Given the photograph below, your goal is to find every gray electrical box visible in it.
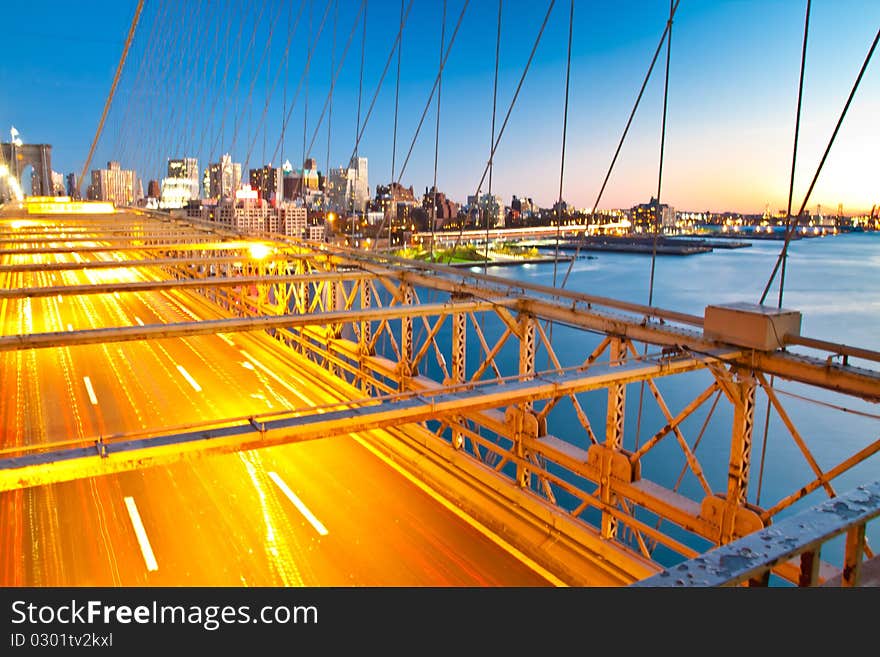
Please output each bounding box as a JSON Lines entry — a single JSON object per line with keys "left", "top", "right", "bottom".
{"left": 703, "top": 302, "right": 802, "bottom": 351}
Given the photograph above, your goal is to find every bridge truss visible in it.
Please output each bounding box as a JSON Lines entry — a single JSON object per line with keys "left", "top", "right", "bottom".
{"left": 2, "top": 207, "right": 879, "bottom": 585}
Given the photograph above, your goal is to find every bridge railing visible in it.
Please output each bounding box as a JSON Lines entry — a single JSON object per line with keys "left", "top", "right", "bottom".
{"left": 631, "top": 478, "right": 880, "bottom": 586}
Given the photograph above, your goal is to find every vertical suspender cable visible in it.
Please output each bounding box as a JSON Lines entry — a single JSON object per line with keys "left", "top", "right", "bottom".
{"left": 558, "top": 0, "right": 679, "bottom": 291}
{"left": 351, "top": 0, "right": 415, "bottom": 252}
{"left": 348, "top": 2, "right": 413, "bottom": 177}
{"left": 283, "top": 0, "right": 290, "bottom": 173}
{"left": 244, "top": 0, "right": 310, "bottom": 175}
{"left": 546, "top": 0, "right": 573, "bottom": 368}
{"left": 647, "top": 0, "right": 673, "bottom": 310}
{"left": 430, "top": 0, "right": 447, "bottom": 261}
{"left": 757, "top": 0, "right": 811, "bottom": 506}
{"left": 483, "top": 0, "right": 503, "bottom": 273}
{"left": 303, "top": 0, "right": 313, "bottom": 172}
{"left": 78, "top": 0, "right": 145, "bottom": 196}
{"left": 352, "top": 0, "right": 368, "bottom": 231}
{"left": 635, "top": 0, "right": 673, "bottom": 449}
{"left": 327, "top": 0, "right": 339, "bottom": 188}
{"left": 307, "top": 1, "right": 364, "bottom": 170}
{"left": 451, "top": 0, "right": 555, "bottom": 262}
{"left": 195, "top": 0, "right": 237, "bottom": 166}
{"left": 111, "top": 0, "right": 166, "bottom": 178}
{"left": 270, "top": 0, "right": 334, "bottom": 168}
{"left": 392, "top": 1, "right": 470, "bottom": 194}
{"left": 552, "top": 0, "right": 574, "bottom": 290}
{"left": 389, "top": 0, "right": 404, "bottom": 248}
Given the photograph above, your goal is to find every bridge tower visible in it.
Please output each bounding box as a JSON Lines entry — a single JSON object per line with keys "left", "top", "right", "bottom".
{"left": 0, "top": 142, "right": 53, "bottom": 196}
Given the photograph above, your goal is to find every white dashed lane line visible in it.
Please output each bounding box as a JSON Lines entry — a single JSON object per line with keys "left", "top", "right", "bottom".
{"left": 124, "top": 496, "right": 159, "bottom": 572}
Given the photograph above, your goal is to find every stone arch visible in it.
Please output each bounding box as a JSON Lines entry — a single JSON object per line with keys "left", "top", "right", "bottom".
{"left": 1, "top": 143, "right": 52, "bottom": 196}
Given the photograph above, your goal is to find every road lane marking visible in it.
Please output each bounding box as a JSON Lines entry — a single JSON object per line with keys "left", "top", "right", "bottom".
{"left": 268, "top": 471, "right": 328, "bottom": 536}
{"left": 82, "top": 376, "right": 98, "bottom": 405}
{"left": 134, "top": 316, "right": 144, "bottom": 326}
{"left": 176, "top": 365, "right": 202, "bottom": 392}
{"left": 352, "top": 433, "right": 569, "bottom": 587}
{"left": 124, "top": 496, "right": 159, "bottom": 572}
{"left": 240, "top": 350, "right": 311, "bottom": 405}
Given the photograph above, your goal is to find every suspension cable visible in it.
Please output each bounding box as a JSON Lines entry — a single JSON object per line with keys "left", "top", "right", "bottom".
{"left": 269, "top": 0, "right": 336, "bottom": 167}
{"left": 77, "top": 0, "right": 145, "bottom": 196}
{"left": 307, "top": 2, "right": 365, "bottom": 168}
{"left": 227, "top": 2, "right": 280, "bottom": 162}
{"left": 346, "top": 0, "right": 414, "bottom": 169}
{"left": 448, "top": 0, "right": 556, "bottom": 263}
{"left": 760, "top": 23, "right": 880, "bottom": 305}
{"left": 757, "top": 0, "right": 812, "bottom": 507}
{"left": 537, "top": 0, "right": 575, "bottom": 370}
{"left": 636, "top": 0, "right": 674, "bottom": 451}
{"left": 303, "top": 0, "right": 313, "bottom": 170}
{"left": 483, "top": 0, "right": 503, "bottom": 273}
{"left": 430, "top": 0, "right": 447, "bottom": 261}
{"left": 388, "top": 0, "right": 405, "bottom": 248}
{"left": 558, "top": 0, "right": 680, "bottom": 291}
{"left": 368, "top": 0, "right": 470, "bottom": 249}
{"left": 391, "top": 0, "right": 404, "bottom": 184}
{"left": 647, "top": 4, "right": 673, "bottom": 309}
{"left": 111, "top": 0, "right": 166, "bottom": 179}
{"left": 207, "top": 0, "right": 253, "bottom": 167}
{"left": 171, "top": 0, "right": 205, "bottom": 161}
{"left": 243, "top": 0, "right": 309, "bottom": 174}
{"left": 551, "top": 0, "right": 574, "bottom": 290}
{"left": 326, "top": 0, "right": 339, "bottom": 180}
{"left": 355, "top": 1, "right": 367, "bottom": 161}
{"left": 194, "top": 0, "right": 237, "bottom": 167}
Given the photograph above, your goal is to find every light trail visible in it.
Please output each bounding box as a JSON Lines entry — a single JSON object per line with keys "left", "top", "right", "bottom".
{"left": 352, "top": 433, "right": 569, "bottom": 587}
{"left": 239, "top": 350, "right": 312, "bottom": 406}
{"left": 268, "top": 471, "right": 329, "bottom": 537}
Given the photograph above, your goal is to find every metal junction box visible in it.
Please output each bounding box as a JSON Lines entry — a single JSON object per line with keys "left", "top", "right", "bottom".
{"left": 703, "top": 302, "right": 802, "bottom": 351}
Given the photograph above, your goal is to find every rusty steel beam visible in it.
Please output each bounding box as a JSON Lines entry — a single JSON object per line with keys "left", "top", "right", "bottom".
{"left": 0, "top": 299, "right": 516, "bottom": 351}
{"left": 0, "top": 349, "right": 722, "bottom": 492}
{"left": 0, "top": 231, "right": 220, "bottom": 242}
{"left": 0, "top": 253, "right": 337, "bottom": 273}
{"left": 0, "top": 240, "right": 286, "bottom": 256}
{"left": 0, "top": 271, "right": 380, "bottom": 299}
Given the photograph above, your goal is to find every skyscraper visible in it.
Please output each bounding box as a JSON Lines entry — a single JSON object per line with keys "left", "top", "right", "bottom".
{"left": 248, "top": 164, "right": 282, "bottom": 203}
{"left": 161, "top": 156, "right": 200, "bottom": 207}
{"left": 326, "top": 156, "right": 368, "bottom": 213}
{"left": 88, "top": 161, "right": 140, "bottom": 206}
{"left": 207, "top": 154, "right": 241, "bottom": 200}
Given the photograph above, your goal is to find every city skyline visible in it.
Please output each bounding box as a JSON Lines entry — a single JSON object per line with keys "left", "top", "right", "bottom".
{"left": 2, "top": 0, "right": 879, "bottom": 215}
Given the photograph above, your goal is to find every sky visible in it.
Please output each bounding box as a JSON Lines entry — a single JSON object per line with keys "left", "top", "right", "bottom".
{"left": 1, "top": 0, "right": 878, "bottom": 215}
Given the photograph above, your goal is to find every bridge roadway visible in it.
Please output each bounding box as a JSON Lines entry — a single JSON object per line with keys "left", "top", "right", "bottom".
{"left": 0, "top": 217, "right": 587, "bottom": 586}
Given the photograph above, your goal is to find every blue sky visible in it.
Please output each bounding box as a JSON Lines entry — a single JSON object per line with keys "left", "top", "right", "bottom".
{"left": 2, "top": 0, "right": 878, "bottom": 214}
